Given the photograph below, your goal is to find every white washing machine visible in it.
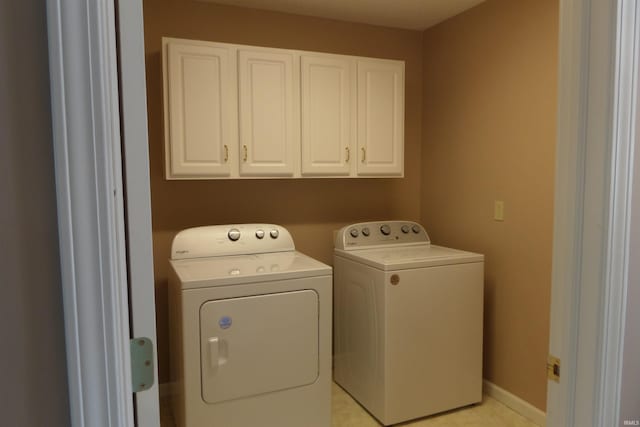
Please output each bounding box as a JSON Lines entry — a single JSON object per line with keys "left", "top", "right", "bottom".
{"left": 168, "top": 224, "right": 332, "bottom": 427}
{"left": 333, "top": 221, "right": 484, "bottom": 426}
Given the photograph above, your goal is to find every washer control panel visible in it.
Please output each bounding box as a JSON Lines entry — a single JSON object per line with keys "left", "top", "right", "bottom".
{"left": 171, "top": 224, "right": 295, "bottom": 260}
{"left": 336, "top": 221, "right": 430, "bottom": 250}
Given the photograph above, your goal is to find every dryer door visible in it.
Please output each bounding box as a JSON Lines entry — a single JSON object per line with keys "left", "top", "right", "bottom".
{"left": 200, "top": 289, "right": 319, "bottom": 404}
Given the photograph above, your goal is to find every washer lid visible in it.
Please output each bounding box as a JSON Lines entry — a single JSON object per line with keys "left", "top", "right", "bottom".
{"left": 171, "top": 251, "right": 331, "bottom": 289}
{"left": 335, "top": 244, "right": 483, "bottom": 271}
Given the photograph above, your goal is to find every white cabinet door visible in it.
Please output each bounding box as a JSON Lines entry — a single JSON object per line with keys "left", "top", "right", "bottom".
{"left": 164, "top": 41, "right": 236, "bottom": 178}
{"left": 356, "top": 59, "right": 404, "bottom": 176}
{"left": 238, "top": 49, "right": 298, "bottom": 177}
{"left": 162, "top": 39, "right": 406, "bottom": 179}
{"left": 300, "top": 54, "right": 354, "bottom": 176}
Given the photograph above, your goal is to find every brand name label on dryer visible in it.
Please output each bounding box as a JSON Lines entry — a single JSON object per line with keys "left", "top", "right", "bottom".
{"left": 219, "top": 316, "right": 232, "bottom": 329}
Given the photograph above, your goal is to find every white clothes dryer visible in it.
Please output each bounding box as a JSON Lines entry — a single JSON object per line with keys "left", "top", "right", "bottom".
{"left": 168, "top": 224, "right": 332, "bottom": 427}
{"left": 333, "top": 221, "right": 484, "bottom": 426}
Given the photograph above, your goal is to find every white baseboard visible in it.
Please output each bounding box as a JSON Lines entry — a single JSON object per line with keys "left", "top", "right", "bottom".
{"left": 483, "top": 380, "right": 546, "bottom": 426}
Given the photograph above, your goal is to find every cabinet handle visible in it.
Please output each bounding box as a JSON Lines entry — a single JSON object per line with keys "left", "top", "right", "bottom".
{"left": 243, "top": 145, "right": 248, "bottom": 162}
{"left": 223, "top": 145, "right": 229, "bottom": 163}
{"left": 345, "top": 147, "right": 350, "bottom": 163}
{"left": 361, "top": 147, "right": 366, "bottom": 162}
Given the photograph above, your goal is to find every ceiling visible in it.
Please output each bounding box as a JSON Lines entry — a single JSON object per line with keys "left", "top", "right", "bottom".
{"left": 196, "top": 0, "right": 486, "bottom": 30}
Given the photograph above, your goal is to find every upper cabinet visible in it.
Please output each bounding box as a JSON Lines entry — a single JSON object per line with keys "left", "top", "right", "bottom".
{"left": 300, "top": 54, "right": 355, "bottom": 176}
{"left": 162, "top": 38, "right": 404, "bottom": 179}
{"left": 356, "top": 59, "right": 404, "bottom": 176}
{"left": 238, "top": 48, "right": 298, "bottom": 177}
{"left": 163, "top": 40, "right": 237, "bottom": 178}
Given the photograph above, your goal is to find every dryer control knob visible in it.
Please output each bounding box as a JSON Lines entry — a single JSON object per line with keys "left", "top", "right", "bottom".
{"left": 255, "top": 229, "right": 265, "bottom": 239}
{"left": 349, "top": 228, "right": 359, "bottom": 238}
{"left": 380, "top": 224, "right": 391, "bottom": 236}
{"left": 412, "top": 225, "right": 421, "bottom": 234}
{"left": 228, "top": 228, "right": 241, "bottom": 241}
{"left": 270, "top": 229, "right": 279, "bottom": 239}
{"left": 362, "top": 227, "right": 370, "bottom": 237}
{"left": 401, "top": 225, "right": 410, "bottom": 234}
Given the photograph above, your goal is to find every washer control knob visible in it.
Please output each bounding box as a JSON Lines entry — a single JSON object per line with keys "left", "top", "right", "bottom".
{"left": 401, "top": 225, "right": 410, "bottom": 234}
{"left": 270, "top": 229, "right": 279, "bottom": 239}
{"left": 412, "top": 225, "right": 421, "bottom": 234}
{"left": 228, "top": 228, "right": 241, "bottom": 241}
{"left": 380, "top": 224, "right": 391, "bottom": 236}
{"left": 362, "top": 227, "right": 370, "bottom": 237}
{"left": 349, "top": 228, "right": 359, "bottom": 238}
{"left": 255, "top": 229, "right": 265, "bottom": 239}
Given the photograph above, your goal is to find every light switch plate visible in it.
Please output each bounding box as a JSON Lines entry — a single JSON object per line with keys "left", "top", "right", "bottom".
{"left": 494, "top": 200, "right": 505, "bottom": 221}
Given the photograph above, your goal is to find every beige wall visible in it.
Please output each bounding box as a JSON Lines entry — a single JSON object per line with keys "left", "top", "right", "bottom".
{"left": 143, "top": 0, "right": 424, "bottom": 383}
{"left": 421, "top": 0, "right": 557, "bottom": 411}
{"left": 1, "top": 0, "right": 70, "bottom": 424}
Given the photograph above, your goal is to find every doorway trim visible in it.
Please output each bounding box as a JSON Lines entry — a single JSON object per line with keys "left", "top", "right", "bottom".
{"left": 546, "top": 0, "right": 638, "bottom": 426}
{"left": 46, "top": 0, "right": 134, "bottom": 425}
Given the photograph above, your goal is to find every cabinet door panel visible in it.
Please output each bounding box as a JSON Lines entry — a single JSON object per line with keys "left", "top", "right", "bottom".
{"left": 301, "top": 55, "right": 353, "bottom": 176}
{"left": 357, "top": 59, "right": 404, "bottom": 176}
{"left": 165, "top": 42, "right": 234, "bottom": 178}
{"left": 238, "top": 49, "right": 296, "bottom": 176}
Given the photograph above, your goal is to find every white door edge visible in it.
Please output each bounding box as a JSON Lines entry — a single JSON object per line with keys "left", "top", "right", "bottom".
{"left": 117, "top": 0, "right": 162, "bottom": 425}
{"left": 547, "top": 0, "right": 638, "bottom": 426}
{"left": 46, "top": 0, "right": 134, "bottom": 426}
{"left": 597, "top": 1, "right": 638, "bottom": 424}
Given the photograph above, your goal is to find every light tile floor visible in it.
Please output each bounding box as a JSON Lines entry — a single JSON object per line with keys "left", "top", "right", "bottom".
{"left": 160, "top": 382, "right": 540, "bottom": 427}
{"left": 332, "top": 383, "right": 539, "bottom": 427}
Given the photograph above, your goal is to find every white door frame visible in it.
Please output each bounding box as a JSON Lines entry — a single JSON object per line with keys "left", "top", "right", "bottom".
{"left": 46, "top": 0, "right": 134, "bottom": 425}
{"left": 46, "top": 0, "right": 637, "bottom": 426}
{"left": 547, "top": 0, "right": 638, "bottom": 426}
{"left": 46, "top": 0, "right": 159, "bottom": 425}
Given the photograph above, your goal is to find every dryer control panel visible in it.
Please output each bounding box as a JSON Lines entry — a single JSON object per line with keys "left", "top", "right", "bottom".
{"left": 171, "top": 224, "right": 295, "bottom": 260}
{"left": 335, "top": 221, "right": 430, "bottom": 250}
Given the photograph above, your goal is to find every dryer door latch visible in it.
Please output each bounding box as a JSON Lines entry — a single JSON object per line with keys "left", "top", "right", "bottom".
{"left": 130, "top": 337, "right": 155, "bottom": 392}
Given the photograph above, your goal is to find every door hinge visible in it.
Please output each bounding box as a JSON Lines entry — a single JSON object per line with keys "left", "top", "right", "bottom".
{"left": 547, "top": 354, "right": 560, "bottom": 382}
{"left": 130, "top": 337, "right": 155, "bottom": 392}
